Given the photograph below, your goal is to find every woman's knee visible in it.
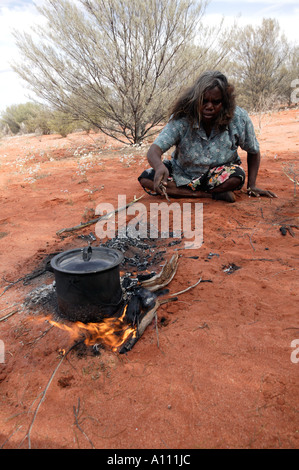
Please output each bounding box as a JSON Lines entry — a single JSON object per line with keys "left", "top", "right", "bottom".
{"left": 139, "top": 177, "right": 153, "bottom": 189}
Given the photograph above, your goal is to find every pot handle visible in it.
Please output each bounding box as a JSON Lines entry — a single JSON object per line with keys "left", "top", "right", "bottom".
{"left": 83, "top": 245, "right": 92, "bottom": 262}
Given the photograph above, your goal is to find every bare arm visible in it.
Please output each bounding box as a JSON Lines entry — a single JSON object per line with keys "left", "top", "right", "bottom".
{"left": 147, "top": 144, "right": 169, "bottom": 193}
{"left": 247, "top": 151, "right": 277, "bottom": 198}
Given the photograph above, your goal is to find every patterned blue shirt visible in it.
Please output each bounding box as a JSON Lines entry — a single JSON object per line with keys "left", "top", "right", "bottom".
{"left": 153, "top": 106, "right": 260, "bottom": 186}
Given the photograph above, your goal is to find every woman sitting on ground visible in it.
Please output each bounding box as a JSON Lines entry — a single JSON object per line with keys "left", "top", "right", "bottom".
{"left": 138, "top": 70, "right": 277, "bottom": 203}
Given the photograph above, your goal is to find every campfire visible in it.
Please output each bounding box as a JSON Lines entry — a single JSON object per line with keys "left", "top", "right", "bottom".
{"left": 24, "top": 231, "right": 204, "bottom": 354}
{"left": 48, "top": 304, "right": 137, "bottom": 353}
{"left": 46, "top": 252, "right": 179, "bottom": 354}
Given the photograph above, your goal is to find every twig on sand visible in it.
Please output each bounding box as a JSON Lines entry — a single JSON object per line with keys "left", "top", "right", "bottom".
{"left": 0, "top": 278, "right": 24, "bottom": 298}
{"left": 0, "top": 308, "right": 19, "bottom": 323}
{"left": 247, "top": 233, "right": 256, "bottom": 251}
{"left": 73, "top": 398, "right": 95, "bottom": 449}
{"left": 0, "top": 425, "right": 23, "bottom": 449}
{"left": 0, "top": 303, "right": 18, "bottom": 313}
{"left": 25, "top": 325, "right": 55, "bottom": 345}
{"left": 155, "top": 313, "right": 160, "bottom": 348}
{"left": 20, "top": 339, "right": 84, "bottom": 449}
{"left": 247, "top": 222, "right": 261, "bottom": 251}
{"left": 169, "top": 277, "right": 203, "bottom": 297}
{"left": 56, "top": 194, "right": 144, "bottom": 236}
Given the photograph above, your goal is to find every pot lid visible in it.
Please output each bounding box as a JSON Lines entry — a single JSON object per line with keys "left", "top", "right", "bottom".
{"left": 50, "top": 246, "right": 123, "bottom": 274}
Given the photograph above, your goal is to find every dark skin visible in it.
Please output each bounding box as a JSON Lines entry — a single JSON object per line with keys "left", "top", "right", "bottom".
{"left": 140, "top": 87, "right": 277, "bottom": 200}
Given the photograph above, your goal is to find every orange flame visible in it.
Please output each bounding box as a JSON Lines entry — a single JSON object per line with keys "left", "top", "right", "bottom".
{"left": 49, "top": 305, "right": 136, "bottom": 352}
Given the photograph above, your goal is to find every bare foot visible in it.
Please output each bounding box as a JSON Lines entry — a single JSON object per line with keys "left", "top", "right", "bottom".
{"left": 212, "top": 191, "right": 236, "bottom": 203}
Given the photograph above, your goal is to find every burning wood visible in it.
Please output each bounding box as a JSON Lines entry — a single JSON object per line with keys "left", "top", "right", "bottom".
{"left": 48, "top": 304, "right": 137, "bottom": 352}
{"left": 115, "top": 253, "right": 180, "bottom": 352}
{"left": 116, "top": 253, "right": 180, "bottom": 352}
{"left": 26, "top": 248, "right": 206, "bottom": 354}
{"left": 45, "top": 253, "right": 180, "bottom": 353}
{"left": 118, "top": 300, "right": 160, "bottom": 354}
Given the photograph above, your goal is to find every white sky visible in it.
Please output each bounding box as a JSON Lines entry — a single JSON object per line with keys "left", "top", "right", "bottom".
{"left": 0, "top": 0, "right": 298, "bottom": 113}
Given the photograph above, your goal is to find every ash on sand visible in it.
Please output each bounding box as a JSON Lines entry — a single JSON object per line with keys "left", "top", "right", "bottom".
{"left": 24, "top": 282, "right": 58, "bottom": 317}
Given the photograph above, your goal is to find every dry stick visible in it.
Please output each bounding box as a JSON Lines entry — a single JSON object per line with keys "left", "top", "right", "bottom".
{"left": 155, "top": 313, "right": 160, "bottom": 348}
{"left": 159, "top": 297, "right": 178, "bottom": 305}
{"left": 0, "top": 278, "right": 24, "bottom": 298}
{"left": 282, "top": 167, "right": 299, "bottom": 195}
{"left": 0, "top": 309, "right": 19, "bottom": 323}
{"left": 21, "top": 339, "right": 84, "bottom": 449}
{"left": 0, "top": 303, "right": 18, "bottom": 313}
{"left": 25, "top": 325, "right": 54, "bottom": 345}
{"left": 247, "top": 234, "right": 256, "bottom": 251}
{"left": 169, "top": 277, "right": 202, "bottom": 297}
{"left": 73, "top": 398, "right": 95, "bottom": 449}
{"left": 159, "top": 183, "right": 170, "bottom": 202}
{"left": 0, "top": 425, "right": 23, "bottom": 449}
{"left": 56, "top": 194, "right": 145, "bottom": 236}
{"left": 247, "top": 222, "right": 261, "bottom": 252}
{"left": 0, "top": 266, "right": 49, "bottom": 297}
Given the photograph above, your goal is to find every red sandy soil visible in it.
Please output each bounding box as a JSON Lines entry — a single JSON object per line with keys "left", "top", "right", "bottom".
{"left": 0, "top": 108, "right": 298, "bottom": 450}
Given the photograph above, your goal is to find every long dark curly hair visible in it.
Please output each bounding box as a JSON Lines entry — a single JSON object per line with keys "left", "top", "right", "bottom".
{"left": 169, "top": 71, "right": 236, "bottom": 130}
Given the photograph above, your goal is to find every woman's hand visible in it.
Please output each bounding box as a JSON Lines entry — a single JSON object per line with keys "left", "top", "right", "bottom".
{"left": 153, "top": 163, "right": 169, "bottom": 193}
{"left": 247, "top": 152, "right": 277, "bottom": 198}
{"left": 247, "top": 186, "right": 277, "bottom": 198}
{"left": 147, "top": 144, "right": 169, "bottom": 194}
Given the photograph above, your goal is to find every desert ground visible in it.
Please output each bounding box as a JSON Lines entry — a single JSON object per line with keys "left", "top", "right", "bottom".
{"left": 0, "top": 108, "right": 298, "bottom": 450}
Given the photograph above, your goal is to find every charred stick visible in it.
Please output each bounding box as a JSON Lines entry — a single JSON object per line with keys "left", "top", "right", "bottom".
{"left": 120, "top": 274, "right": 211, "bottom": 353}
{"left": 119, "top": 301, "right": 160, "bottom": 354}
{"left": 0, "top": 277, "right": 25, "bottom": 298}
